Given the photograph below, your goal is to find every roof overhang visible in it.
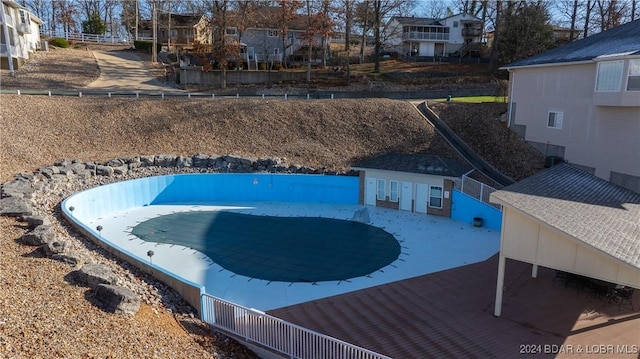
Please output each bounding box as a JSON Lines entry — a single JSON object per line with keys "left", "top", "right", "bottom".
{"left": 500, "top": 59, "right": 593, "bottom": 71}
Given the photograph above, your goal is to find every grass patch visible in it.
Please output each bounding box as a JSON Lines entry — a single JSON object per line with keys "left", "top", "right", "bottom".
{"left": 437, "top": 96, "right": 508, "bottom": 103}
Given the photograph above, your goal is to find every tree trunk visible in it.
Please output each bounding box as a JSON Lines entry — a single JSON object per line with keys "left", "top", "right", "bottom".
{"left": 570, "top": 0, "right": 578, "bottom": 41}
{"left": 373, "top": 0, "right": 381, "bottom": 73}
{"left": 584, "top": 0, "right": 592, "bottom": 38}
{"left": 345, "top": 0, "right": 351, "bottom": 86}
{"left": 306, "top": 0, "right": 312, "bottom": 83}
{"left": 488, "top": 0, "right": 502, "bottom": 73}
{"left": 360, "top": 4, "right": 368, "bottom": 64}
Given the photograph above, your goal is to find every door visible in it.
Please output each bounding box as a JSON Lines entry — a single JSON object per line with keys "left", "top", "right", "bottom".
{"left": 365, "top": 177, "right": 376, "bottom": 206}
{"left": 400, "top": 181, "right": 413, "bottom": 211}
{"left": 415, "top": 183, "right": 428, "bottom": 213}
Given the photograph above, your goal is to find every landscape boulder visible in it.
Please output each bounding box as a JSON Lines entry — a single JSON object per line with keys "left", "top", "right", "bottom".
{"left": 1, "top": 178, "right": 34, "bottom": 199}
{"left": 73, "top": 263, "right": 118, "bottom": 289}
{"left": 23, "top": 215, "right": 51, "bottom": 229}
{"left": 20, "top": 224, "right": 55, "bottom": 246}
{"left": 0, "top": 196, "right": 33, "bottom": 217}
{"left": 94, "top": 284, "right": 140, "bottom": 316}
{"left": 43, "top": 239, "right": 69, "bottom": 256}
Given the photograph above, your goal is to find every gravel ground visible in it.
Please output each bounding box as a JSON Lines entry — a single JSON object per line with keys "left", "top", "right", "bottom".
{"left": 0, "top": 45, "right": 542, "bottom": 358}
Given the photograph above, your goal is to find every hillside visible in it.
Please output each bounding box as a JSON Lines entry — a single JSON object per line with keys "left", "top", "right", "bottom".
{"left": 0, "top": 97, "right": 462, "bottom": 182}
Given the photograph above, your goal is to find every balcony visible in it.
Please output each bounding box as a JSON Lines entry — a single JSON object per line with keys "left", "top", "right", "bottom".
{"left": 462, "top": 28, "right": 482, "bottom": 37}
{"left": 402, "top": 32, "right": 450, "bottom": 41}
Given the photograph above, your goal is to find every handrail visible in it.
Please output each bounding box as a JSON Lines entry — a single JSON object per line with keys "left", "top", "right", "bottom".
{"left": 201, "top": 293, "right": 392, "bottom": 359}
{"left": 415, "top": 102, "right": 515, "bottom": 187}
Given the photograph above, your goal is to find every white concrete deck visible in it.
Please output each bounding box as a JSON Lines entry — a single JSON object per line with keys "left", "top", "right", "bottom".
{"left": 88, "top": 202, "right": 500, "bottom": 311}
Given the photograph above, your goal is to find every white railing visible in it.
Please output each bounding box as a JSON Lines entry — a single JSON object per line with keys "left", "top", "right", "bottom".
{"left": 460, "top": 174, "right": 501, "bottom": 210}
{"left": 402, "top": 32, "right": 449, "bottom": 41}
{"left": 201, "top": 293, "right": 392, "bottom": 359}
{"left": 40, "top": 30, "right": 129, "bottom": 44}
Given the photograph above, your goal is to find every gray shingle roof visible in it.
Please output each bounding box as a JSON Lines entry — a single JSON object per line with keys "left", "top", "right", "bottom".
{"left": 491, "top": 164, "right": 640, "bottom": 269}
{"left": 390, "top": 16, "right": 443, "bottom": 26}
{"left": 352, "top": 153, "right": 471, "bottom": 177}
{"left": 503, "top": 19, "right": 640, "bottom": 68}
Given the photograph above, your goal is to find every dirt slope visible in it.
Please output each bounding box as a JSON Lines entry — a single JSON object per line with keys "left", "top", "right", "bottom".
{"left": 0, "top": 97, "right": 460, "bottom": 181}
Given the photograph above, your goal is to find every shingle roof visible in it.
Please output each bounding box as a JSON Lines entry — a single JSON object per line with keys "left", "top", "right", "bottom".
{"left": 352, "top": 153, "right": 471, "bottom": 177}
{"left": 503, "top": 19, "right": 640, "bottom": 68}
{"left": 390, "top": 16, "right": 443, "bottom": 26}
{"left": 491, "top": 164, "right": 640, "bottom": 269}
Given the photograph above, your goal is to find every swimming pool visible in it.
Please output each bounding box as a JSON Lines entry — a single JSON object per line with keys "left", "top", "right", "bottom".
{"left": 62, "top": 173, "right": 500, "bottom": 311}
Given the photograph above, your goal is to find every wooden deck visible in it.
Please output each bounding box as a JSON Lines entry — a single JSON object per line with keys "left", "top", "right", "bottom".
{"left": 269, "top": 255, "right": 639, "bottom": 358}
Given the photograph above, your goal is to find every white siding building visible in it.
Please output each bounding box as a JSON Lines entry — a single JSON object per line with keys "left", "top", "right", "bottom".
{"left": 384, "top": 13, "right": 483, "bottom": 57}
{"left": 1, "top": 0, "right": 42, "bottom": 73}
{"left": 501, "top": 19, "right": 640, "bottom": 194}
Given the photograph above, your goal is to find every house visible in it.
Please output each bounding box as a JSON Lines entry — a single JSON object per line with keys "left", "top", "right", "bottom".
{"left": 138, "top": 13, "right": 211, "bottom": 50}
{"left": 384, "top": 13, "right": 483, "bottom": 57}
{"left": 351, "top": 153, "right": 471, "bottom": 217}
{"left": 0, "top": 0, "right": 43, "bottom": 73}
{"left": 223, "top": 6, "right": 327, "bottom": 66}
{"left": 490, "top": 163, "right": 640, "bottom": 316}
{"left": 501, "top": 19, "right": 640, "bottom": 194}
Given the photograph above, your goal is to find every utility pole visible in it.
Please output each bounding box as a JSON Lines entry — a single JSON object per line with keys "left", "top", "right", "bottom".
{"left": 135, "top": 0, "right": 139, "bottom": 41}
{"left": 152, "top": 1, "right": 157, "bottom": 63}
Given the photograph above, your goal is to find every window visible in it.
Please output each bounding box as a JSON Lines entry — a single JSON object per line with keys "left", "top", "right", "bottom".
{"left": 377, "top": 179, "right": 386, "bottom": 200}
{"left": 547, "top": 111, "right": 563, "bottom": 129}
{"left": 595, "top": 60, "right": 623, "bottom": 92}
{"left": 627, "top": 59, "right": 640, "bottom": 91}
{"left": 453, "top": 21, "right": 458, "bottom": 28}
{"left": 389, "top": 181, "right": 399, "bottom": 202}
{"left": 268, "top": 30, "right": 278, "bottom": 37}
{"left": 273, "top": 48, "right": 279, "bottom": 55}
{"left": 429, "top": 186, "right": 443, "bottom": 208}
{"left": 19, "top": 10, "right": 29, "bottom": 25}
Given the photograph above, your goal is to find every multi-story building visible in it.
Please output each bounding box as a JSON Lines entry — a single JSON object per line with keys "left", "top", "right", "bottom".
{"left": 0, "top": 0, "right": 42, "bottom": 72}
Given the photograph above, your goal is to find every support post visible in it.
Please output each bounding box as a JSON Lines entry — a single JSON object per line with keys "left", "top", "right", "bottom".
{"left": 531, "top": 264, "right": 538, "bottom": 278}
{"left": 494, "top": 252, "right": 506, "bottom": 316}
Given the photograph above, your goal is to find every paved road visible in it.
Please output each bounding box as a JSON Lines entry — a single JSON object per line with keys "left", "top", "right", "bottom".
{"left": 84, "top": 50, "right": 181, "bottom": 92}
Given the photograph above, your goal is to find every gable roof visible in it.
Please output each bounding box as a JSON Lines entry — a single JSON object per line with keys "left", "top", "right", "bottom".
{"left": 351, "top": 153, "right": 471, "bottom": 178}
{"left": 390, "top": 16, "right": 443, "bottom": 27}
{"left": 502, "top": 19, "right": 640, "bottom": 69}
{"left": 228, "top": 6, "right": 310, "bottom": 31}
{"left": 490, "top": 163, "right": 640, "bottom": 269}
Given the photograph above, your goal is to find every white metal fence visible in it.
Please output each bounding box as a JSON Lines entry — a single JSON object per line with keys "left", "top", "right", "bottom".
{"left": 201, "top": 294, "right": 392, "bottom": 359}
{"left": 459, "top": 174, "right": 501, "bottom": 210}
{"left": 40, "top": 30, "right": 129, "bottom": 44}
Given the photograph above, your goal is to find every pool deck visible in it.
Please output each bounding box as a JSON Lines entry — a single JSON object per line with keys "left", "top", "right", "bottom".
{"left": 90, "top": 202, "right": 640, "bottom": 358}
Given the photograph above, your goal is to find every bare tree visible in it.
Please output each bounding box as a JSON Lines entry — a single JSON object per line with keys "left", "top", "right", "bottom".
{"left": 595, "top": 0, "right": 626, "bottom": 30}
{"left": 488, "top": 0, "right": 502, "bottom": 73}
{"left": 278, "top": 0, "right": 304, "bottom": 68}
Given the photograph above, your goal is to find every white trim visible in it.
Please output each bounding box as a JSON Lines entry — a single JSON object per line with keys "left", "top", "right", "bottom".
{"left": 547, "top": 110, "right": 563, "bottom": 129}
{"left": 389, "top": 180, "right": 399, "bottom": 202}
{"left": 595, "top": 60, "right": 624, "bottom": 92}
{"left": 376, "top": 179, "right": 386, "bottom": 201}
{"left": 428, "top": 185, "right": 443, "bottom": 209}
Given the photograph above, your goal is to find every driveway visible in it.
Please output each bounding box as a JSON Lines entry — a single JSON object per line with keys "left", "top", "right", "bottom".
{"left": 84, "top": 50, "right": 181, "bottom": 92}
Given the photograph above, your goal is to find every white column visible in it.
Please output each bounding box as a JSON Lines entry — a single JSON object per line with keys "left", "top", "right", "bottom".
{"left": 531, "top": 264, "right": 538, "bottom": 278}
{"left": 0, "top": 4, "right": 14, "bottom": 75}
{"left": 494, "top": 252, "right": 506, "bottom": 317}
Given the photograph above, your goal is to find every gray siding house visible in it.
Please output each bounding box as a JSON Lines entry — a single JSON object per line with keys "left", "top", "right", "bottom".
{"left": 501, "top": 19, "right": 640, "bottom": 194}
{"left": 224, "top": 6, "right": 326, "bottom": 67}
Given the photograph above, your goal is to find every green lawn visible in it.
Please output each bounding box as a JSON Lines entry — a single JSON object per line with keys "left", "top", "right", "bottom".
{"left": 437, "top": 96, "right": 508, "bottom": 103}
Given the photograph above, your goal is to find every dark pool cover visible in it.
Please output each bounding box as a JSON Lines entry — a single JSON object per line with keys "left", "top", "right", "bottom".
{"left": 131, "top": 211, "right": 400, "bottom": 283}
